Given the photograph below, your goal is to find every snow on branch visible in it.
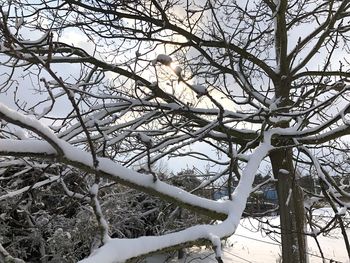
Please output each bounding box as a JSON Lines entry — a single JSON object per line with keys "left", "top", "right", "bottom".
{"left": 0, "top": 137, "right": 228, "bottom": 217}
{"left": 60, "top": 178, "right": 90, "bottom": 201}
{"left": 0, "top": 103, "right": 64, "bottom": 156}
{"left": 79, "top": 220, "right": 232, "bottom": 263}
{"left": 0, "top": 101, "right": 273, "bottom": 262}
{"left": 0, "top": 243, "right": 25, "bottom": 263}
{"left": 191, "top": 84, "right": 208, "bottom": 97}
{"left": 0, "top": 175, "right": 59, "bottom": 201}
{"left": 152, "top": 54, "right": 173, "bottom": 66}
{"left": 78, "top": 134, "right": 272, "bottom": 262}
{"left": 0, "top": 103, "right": 225, "bottom": 217}
{"left": 90, "top": 183, "right": 111, "bottom": 245}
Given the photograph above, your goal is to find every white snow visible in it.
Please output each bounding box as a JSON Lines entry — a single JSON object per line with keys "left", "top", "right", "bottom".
{"left": 0, "top": 103, "right": 66, "bottom": 155}
{"left": 269, "top": 97, "right": 281, "bottom": 112}
{"left": 153, "top": 54, "right": 173, "bottom": 66}
{"left": 235, "top": 64, "right": 273, "bottom": 105}
{"left": 38, "top": 106, "right": 52, "bottom": 119}
{"left": 272, "top": 0, "right": 281, "bottom": 16}
{"left": 90, "top": 183, "right": 110, "bottom": 243}
{"left": 285, "top": 188, "right": 292, "bottom": 206}
{"left": 278, "top": 169, "right": 289, "bottom": 175}
{"left": 173, "top": 65, "right": 182, "bottom": 76}
{"left": 269, "top": 116, "right": 292, "bottom": 123}
{"left": 338, "top": 206, "right": 347, "bottom": 216}
{"left": 13, "top": 128, "right": 28, "bottom": 140}
{"left": 137, "top": 132, "right": 152, "bottom": 145}
{"left": 15, "top": 17, "right": 24, "bottom": 29}
{"left": 60, "top": 179, "right": 90, "bottom": 201}
{"left": 0, "top": 175, "right": 59, "bottom": 201}
{"left": 224, "top": 215, "right": 350, "bottom": 263}
{"left": 144, "top": 214, "right": 349, "bottom": 263}
{"left": 79, "top": 223, "right": 229, "bottom": 263}
{"left": 19, "top": 31, "right": 50, "bottom": 45}
{"left": 90, "top": 183, "right": 99, "bottom": 196}
{"left": 191, "top": 84, "right": 207, "bottom": 96}
{"left": 0, "top": 137, "right": 227, "bottom": 215}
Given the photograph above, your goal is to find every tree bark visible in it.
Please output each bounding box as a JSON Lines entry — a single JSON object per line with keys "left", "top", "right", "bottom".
{"left": 270, "top": 149, "right": 307, "bottom": 263}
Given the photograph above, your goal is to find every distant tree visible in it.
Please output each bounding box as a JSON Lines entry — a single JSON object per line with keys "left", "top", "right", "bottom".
{"left": 0, "top": 0, "right": 350, "bottom": 262}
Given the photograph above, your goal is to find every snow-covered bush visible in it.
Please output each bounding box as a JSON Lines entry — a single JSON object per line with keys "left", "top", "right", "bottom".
{"left": 0, "top": 164, "right": 209, "bottom": 262}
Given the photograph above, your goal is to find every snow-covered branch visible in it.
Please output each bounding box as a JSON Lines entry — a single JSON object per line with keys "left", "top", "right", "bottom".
{"left": 79, "top": 133, "right": 272, "bottom": 262}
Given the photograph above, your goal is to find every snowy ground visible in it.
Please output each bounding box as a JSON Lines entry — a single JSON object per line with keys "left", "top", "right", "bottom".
{"left": 147, "top": 208, "right": 350, "bottom": 263}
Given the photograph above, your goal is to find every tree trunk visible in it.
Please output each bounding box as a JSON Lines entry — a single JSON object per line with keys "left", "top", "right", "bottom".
{"left": 270, "top": 149, "right": 307, "bottom": 263}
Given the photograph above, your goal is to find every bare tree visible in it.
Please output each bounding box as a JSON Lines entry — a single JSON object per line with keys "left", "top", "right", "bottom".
{"left": 0, "top": 0, "right": 350, "bottom": 262}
